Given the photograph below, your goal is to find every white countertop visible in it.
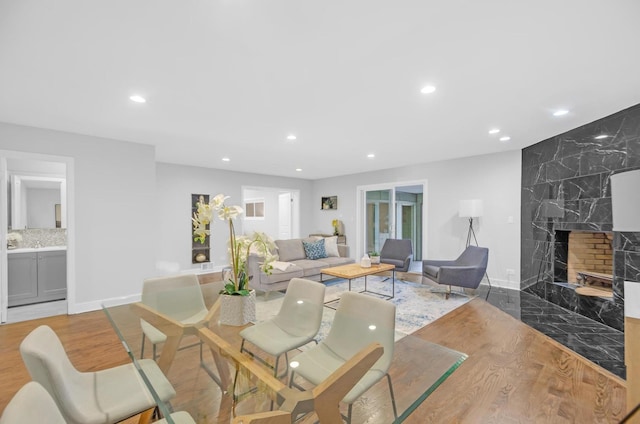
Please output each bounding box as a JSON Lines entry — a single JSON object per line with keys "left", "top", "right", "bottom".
{"left": 8, "top": 246, "right": 67, "bottom": 254}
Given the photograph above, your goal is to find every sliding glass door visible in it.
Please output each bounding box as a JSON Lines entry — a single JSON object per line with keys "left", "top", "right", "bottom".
{"left": 359, "top": 181, "right": 425, "bottom": 264}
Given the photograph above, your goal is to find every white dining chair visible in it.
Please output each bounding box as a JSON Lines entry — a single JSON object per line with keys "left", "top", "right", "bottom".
{"left": 140, "top": 273, "right": 210, "bottom": 360}
{"left": 289, "top": 291, "right": 397, "bottom": 423}
{"left": 0, "top": 381, "right": 196, "bottom": 424}
{"left": 239, "top": 277, "right": 326, "bottom": 377}
{"left": 0, "top": 382, "right": 66, "bottom": 424}
{"left": 19, "top": 325, "right": 176, "bottom": 424}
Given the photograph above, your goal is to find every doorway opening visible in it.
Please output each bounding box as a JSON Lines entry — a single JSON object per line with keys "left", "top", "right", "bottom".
{"left": 1, "top": 151, "right": 73, "bottom": 323}
{"left": 241, "top": 186, "right": 300, "bottom": 240}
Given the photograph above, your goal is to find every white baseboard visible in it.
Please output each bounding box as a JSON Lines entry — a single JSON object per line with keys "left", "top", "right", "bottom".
{"left": 482, "top": 277, "right": 519, "bottom": 290}
{"left": 70, "top": 293, "right": 141, "bottom": 315}
{"left": 69, "top": 266, "right": 227, "bottom": 315}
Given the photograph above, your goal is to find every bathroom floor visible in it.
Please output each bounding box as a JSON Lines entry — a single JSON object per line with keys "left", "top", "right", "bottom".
{"left": 6, "top": 300, "right": 67, "bottom": 323}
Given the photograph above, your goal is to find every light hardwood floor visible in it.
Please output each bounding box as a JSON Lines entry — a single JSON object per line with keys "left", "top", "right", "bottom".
{"left": 0, "top": 298, "right": 627, "bottom": 423}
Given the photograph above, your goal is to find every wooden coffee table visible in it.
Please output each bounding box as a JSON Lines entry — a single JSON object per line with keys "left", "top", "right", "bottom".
{"left": 320, "top": 263, "right": 396, "bottom": 306}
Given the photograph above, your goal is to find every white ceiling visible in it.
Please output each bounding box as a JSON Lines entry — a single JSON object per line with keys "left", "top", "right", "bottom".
{"left": 1, "top": 1, "right": 639, "bottom": 180}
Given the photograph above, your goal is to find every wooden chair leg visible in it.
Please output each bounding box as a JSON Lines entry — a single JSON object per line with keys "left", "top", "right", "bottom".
{"left": 137, "top": 408, "right": 155, "bottom": 424}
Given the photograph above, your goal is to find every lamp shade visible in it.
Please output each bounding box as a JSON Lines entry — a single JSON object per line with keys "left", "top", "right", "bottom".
{"left": 611, "top": 169, "right": 640, "bottom": 232}
{"left": 459, "top": 199, "right": 483, "bottom": 218}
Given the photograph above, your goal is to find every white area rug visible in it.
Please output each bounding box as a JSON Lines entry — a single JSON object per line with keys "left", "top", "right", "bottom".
{"left": 255, "top": 277, "right": 473, "bottom": 342}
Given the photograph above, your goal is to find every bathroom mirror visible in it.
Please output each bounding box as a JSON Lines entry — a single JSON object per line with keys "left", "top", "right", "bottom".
{"left": 10, "top": 175, "right": 67, "bottom": 229}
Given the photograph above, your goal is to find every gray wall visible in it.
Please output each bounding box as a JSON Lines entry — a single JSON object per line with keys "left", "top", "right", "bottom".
{"left": 312, "top": 150, "right": 522, "bottom": 288}
{"left": 155, "top": 163, "right": 313, "bottom": 272}
{"left": 1, "top": 120, "right": 522, "bottom": 315}
{"left": 0, "top": 122, "right": 157, "bottom": 312}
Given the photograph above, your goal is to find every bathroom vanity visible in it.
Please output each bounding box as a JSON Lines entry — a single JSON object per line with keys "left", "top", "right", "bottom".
{"left": 7, "top": 246, "right": 67, "bottom": 307}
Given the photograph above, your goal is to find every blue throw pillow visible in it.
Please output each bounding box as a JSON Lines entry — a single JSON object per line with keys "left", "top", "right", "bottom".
{"left": 303, "top": 239, "right": 327, "bottom": 260}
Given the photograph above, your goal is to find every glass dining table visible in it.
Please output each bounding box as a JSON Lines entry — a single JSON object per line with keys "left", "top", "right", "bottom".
{"left": 102, "top": 280, "right": 467, "bottom": 423}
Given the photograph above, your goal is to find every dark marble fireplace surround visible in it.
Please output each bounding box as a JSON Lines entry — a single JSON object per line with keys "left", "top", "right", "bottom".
{"left": 521, "top": 103, "right": 640, "bottom": 331}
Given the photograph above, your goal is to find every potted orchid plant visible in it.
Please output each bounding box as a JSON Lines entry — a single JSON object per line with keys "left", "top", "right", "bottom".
{"left": 193, "top": 194, "right": 276, "bottom": 325}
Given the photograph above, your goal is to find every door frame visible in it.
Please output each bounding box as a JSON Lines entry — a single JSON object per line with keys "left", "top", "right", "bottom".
{"left": 397, "top": 201, "right": 417, "bottom": 244}
{"left": 355, "top": 179, "right": 427, "bottom": 263}
{"left": 0, "top": 150, "right": 74, "bottom": 323}
{"left": 241, "top": 186, "right": 300, "bottom": 240}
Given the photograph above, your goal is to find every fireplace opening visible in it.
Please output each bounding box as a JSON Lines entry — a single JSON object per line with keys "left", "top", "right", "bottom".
{"left": 554, "top": 230, "right": 613, "bottom": 298}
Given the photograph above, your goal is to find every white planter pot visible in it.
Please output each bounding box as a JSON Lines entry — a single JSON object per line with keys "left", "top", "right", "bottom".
{"left": 219, "top": 290, "right": 256, "bottom": 326}
{"left": 371, "top": 256, "right": 381, "bottom": 265}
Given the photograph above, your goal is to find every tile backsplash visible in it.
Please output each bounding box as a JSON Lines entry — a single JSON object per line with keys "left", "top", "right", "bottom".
{"left": 7, "top": 228, "right": 67, "bottom": 248}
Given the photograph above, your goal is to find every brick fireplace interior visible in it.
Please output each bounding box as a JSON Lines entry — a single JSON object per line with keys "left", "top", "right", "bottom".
{"left": 554, "top": 230, "right": 614, "bottom": 296}
{"left": 569, "top": 231, "right": 613, "bottom": 284}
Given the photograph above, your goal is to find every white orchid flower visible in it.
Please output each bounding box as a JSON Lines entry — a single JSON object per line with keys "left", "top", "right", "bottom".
{"left": 218, "top": 205, "right": 243, "bottom": 221}
{"left": 195, "top": 203, "right": 213, "bottom": 225}
{"left": 211, "top": 194, "right": 229, "bottom": 210}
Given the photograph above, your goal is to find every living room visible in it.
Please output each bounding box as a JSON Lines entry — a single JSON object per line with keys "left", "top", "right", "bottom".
{"left": 1, "top": 1, "right": 639, "bottom": 422}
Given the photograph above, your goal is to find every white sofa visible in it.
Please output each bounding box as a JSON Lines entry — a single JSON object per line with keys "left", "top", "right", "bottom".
{"left": 247, "top": 236, "right": 354, "bottom": 294}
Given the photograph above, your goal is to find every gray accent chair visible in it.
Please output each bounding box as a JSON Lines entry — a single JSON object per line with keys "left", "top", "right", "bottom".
{"left": 422, "top": 246, "right": 489, "bottom": 298}
{"left": 380, "top": 239, "right": 413, "bottom": 272}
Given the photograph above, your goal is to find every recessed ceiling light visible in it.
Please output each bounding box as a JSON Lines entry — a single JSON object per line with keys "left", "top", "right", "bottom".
{"left": 553, "top": 109, "right": 569, "bottom": 117}
{"left": 287, "top": 134, "right": 297, "bottom": 140}
{"left": 594, "top": 134, "right": 608, "bottom": 140}
{"left": 489, "top": 128, "right": 500, "bottom": 135}
{"left": 222, "top": 157, "right": 230, "bottom": 162}
{"left": 129, "top": 95, "right": 146, "bottom": 103}
{"left": 420, "top": 85, "right": 436, "bottom": 94}
{"left": 499, "top": 136, "right": 511, "bottom": 142}
{"left": 367, "top": 153, "right": 375, "bottom": 158}
{"left": 295, "top": 168, "right": 302, "bottom": 172}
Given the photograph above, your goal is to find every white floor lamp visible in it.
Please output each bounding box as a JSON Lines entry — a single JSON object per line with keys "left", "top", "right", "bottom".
{"left": 459, "top": 199, "right": 492, "bottom": 292}
{"left": 459, "top": 199, "right": 483, "bottom": 247}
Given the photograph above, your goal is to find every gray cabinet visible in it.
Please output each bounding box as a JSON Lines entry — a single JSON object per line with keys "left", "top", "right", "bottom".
{"left": 8, "top": 250, "right": 67, "bottom": 307}
{"left": 7, "top": 253, "right": 38, "bottom": 306}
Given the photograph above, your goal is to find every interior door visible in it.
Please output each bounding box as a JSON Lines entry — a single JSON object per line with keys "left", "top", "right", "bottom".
{"left": 278, "top": 192, "right": 292, "bottom": 239}
{"left": 397, "top": 202, "right": 416, "bottom": 253}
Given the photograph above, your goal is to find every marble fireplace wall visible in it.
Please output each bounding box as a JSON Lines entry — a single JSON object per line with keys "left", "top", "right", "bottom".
{"left": 521, "top": 103, "right": 640, "bottom": 331}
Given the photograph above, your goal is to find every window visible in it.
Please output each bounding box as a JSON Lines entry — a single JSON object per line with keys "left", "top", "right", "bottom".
{"left": 245, "top": 199, "right": 265, "bottom": 219}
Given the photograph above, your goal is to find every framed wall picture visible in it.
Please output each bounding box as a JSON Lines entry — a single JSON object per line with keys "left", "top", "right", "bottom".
{"left": 321, "top": 196, "right": 338, "bottom": 210}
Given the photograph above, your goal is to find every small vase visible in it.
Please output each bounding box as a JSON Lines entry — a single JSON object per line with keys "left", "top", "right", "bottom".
{"left": 219, "top": 290, "right": 256, "bottom": 326}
